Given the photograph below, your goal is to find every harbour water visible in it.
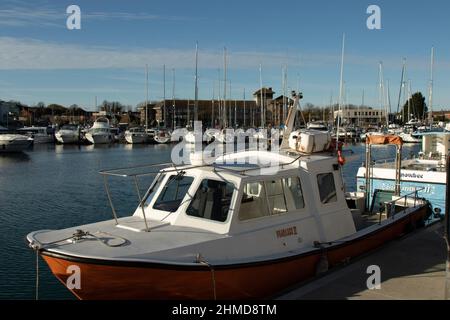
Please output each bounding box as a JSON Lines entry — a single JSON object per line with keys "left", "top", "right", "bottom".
{"left": 0, "top": 142, "right": 420, "bottom": 299}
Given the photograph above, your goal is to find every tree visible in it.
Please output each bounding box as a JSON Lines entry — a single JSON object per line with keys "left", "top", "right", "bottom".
{"left": 401, "top": 92, "right": 427, "bottom": 123}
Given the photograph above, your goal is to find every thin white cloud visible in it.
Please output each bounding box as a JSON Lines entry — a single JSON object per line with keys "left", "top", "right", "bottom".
{"left": 0, "top": 37, "right": 443, "bottom": 75}
{"left": 0, "top": 37, "right": 304, "bottom": 70}
{"left": 0, "top": 5, "right": 194, "bottom": 27}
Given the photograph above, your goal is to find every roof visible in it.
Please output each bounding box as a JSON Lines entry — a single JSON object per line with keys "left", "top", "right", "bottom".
{"left": 253, "top": 87, "right": 275, "bottom": 96}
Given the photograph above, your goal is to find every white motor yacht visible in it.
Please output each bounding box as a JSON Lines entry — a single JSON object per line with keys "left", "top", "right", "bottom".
{"left": 17, "top": 126, "right": 54, "bottom": 144}
{"left": 125, "top": 127, "right": 148, "bottom": 144}
{"left": 55, "top": 124, "right": 80, "bottom": 144}
{"left": 0, "top": 126, "right": 33, "bottom": 152}
{"left": 306, "top": 121, "right": 329, "bottom": 132}
{"left": 85, "top": 118, "right": 114, "bottom": 144}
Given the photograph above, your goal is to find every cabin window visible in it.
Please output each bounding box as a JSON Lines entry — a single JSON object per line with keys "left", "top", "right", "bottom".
{"left": 266, "top": 180, "right": 288, "bottom": 214}
{"left": 152, "top": 174, "right": 194, "bottom": 212}
{"left": 239, "top": 182, "right": 270, "bottom": 220}
{"left": 186, "top": 179, "right": 234, "bottom": 222}
{"left": 239, "top": 177, "right": 305, "bottom": 221}
{"left": 317, "top": 173, "right": 337, "bottom": 204}
{"left": 284, "top": 177, "right": 305, "bottom": 209}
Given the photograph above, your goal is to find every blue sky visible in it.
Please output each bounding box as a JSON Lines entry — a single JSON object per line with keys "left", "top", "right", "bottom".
{"left": 0, "top": 0, "right": 448, "bottom": 111}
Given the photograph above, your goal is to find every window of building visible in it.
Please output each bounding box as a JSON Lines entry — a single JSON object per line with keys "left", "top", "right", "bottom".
{"left": 317, "top": 173, "right": 337, "bottom": 204}
{"left": 186, "top": 179, "right": 234, "bottom": 222}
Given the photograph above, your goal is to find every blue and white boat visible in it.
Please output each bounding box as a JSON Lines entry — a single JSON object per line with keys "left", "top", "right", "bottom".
{"left": 356, "top": 132, "right": 449, "bottom": 220}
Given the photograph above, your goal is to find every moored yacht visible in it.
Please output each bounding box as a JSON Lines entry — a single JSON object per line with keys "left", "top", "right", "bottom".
{"left": 124, "top": 127, "right": 148, "bottom": 144}
{"left": 306, "top": 121, "right": 329, "bottom": 132}
{"left": 27, "top": 92, "right": 430, "bottom": 299}
{"left": 154, "top": 128, "right": 171, "bottom": 144}
{"left": 17, "top": 126, "right": 54, "bottom": 144}
{"left": 0, "top": 126, "right": 33, "bottom": 152}
{"left": 357, "top": 131, "right": 449, "bottom": 219}
{"left": 85, "top": 118, "right": 114, "bottom": 144}
{"left": 55, "top": 124, "right": 80, "bottom": 144}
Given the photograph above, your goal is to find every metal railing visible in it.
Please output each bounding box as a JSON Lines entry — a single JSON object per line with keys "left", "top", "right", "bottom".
{"left": 98, "top": 153, "right": 304, "bottom": 231}
{"left": 380, "top": 187, "right": 425, "bottom": 224}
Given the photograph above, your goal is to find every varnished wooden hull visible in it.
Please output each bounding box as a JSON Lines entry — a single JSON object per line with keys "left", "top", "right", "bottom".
{"left": 40, "top": 205, "right": 428, "bottom": 300}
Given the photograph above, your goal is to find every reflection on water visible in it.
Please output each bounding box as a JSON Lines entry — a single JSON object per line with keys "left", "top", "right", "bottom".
{"left": 0, "top": 142, "right": 421, "bottom": 299}
{"left": 0, "top": 152, "right": 31, "bottom": 165}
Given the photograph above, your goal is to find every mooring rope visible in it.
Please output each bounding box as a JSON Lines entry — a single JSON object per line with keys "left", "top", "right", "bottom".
{"left": 30, "top": 229, "right": 128, "bottom": 300}
{"left": 29, "top": 229, "right": 128, "bottom": 250}
{"left": 196, "top": 254, "right": 217, "bottom": 300}
{"left": 35, "top": 249, "right": 39, "bottom": 300}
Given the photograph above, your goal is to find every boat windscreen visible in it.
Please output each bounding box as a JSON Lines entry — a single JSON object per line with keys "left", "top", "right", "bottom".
{"left": 152, "top": 174, "right": 194, "bottom": 212}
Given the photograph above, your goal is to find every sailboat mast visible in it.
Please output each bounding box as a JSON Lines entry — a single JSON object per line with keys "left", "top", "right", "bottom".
{"left": 243, "top": 88, "right": 246, "bottom": 128}
{"left": 229, "top": 80, "right": 232, "bottom": 126}
{"left": 336, "top": 33, "right": 345, "bottom": 148}
{"left": 359, "top": 89, "right": 364, "bottom": 128}
{"left": 163, "top": 65, "right": 166, "bottom": 126}
{"left": 234, "top": 99, "right": 237, "bottom": 128}
{"left": 223, "top": 47, "right": 227, "bottom": 128}
{"left": 259, "top": 64, "right": 264, "bottom": 128}
{"left": 378, "top": 61, "right": 384, "bottom": 126}
{"left": 428, "top": 46, "right": 434, "bottom": 125}
{"left": 407, "top": 80, "right": 412, "bottom": 122}
{"left": 172, "top": 68, "right": 176, "bottom": 129}
{"left": 145, "top": 64, "right": 149, "bottom": 129}
{"left": 217, "top": 68, "right": 221, "bottom": 128}
{"left": 397, "top": 58, "right": 406, "bottom": 121}
{"left": 211, "top": 81, "right": 215, "bottom": 128}
{"left": 194, "top": 42, "right": 199, "bottom": 123}
{"left": 386, "top": 79, "right": 391, "bottom": 125}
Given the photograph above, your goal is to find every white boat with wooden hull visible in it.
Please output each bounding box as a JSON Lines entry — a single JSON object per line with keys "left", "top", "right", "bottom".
{"left": 55, "top": 125, "right": 80, "bottom": 144}
{"left": 124, "top": 127, "right": 148, "bottom": 144}
{"left": 27, "top": 92, "right": 431, "bottom": 300}
{"left": 85, "top": 118, "right": 114, "bottom": 145}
